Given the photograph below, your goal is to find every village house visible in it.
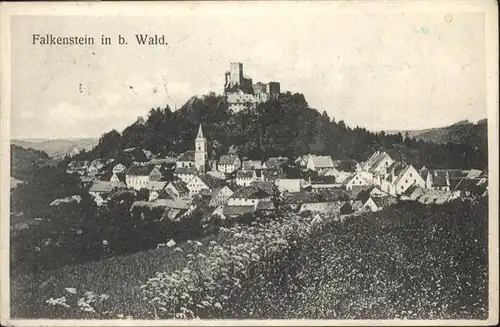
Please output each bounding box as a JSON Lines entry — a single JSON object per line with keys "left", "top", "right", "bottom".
{"left": 389, "top": 163, "right": 426, "bottom": 196}
{"left": 362, "top": 151, "right": 395, "bottom": 175}
{"left": 236, "top": 169, "right": 267, "bottom": 187}
{"left": 242, "top": 160, "right": 263, "bottom": 171}
{"left": 112, "top": 163, "right": 127, "bottom": 174}
{"left": 262, "top": 156, "right": 289, "bottom": 170}
{"left": 165, "top": 180, "right": 190, "bottom": 198}
{"left": 342, "top": 171, "right": 373, "bottom": 190}
{"left": 186, "top": 175, "right": 218, "bottom": 196}
{"left": 67, "top": 160, "right": 89, "bottom": 175}
{"left": 110, "top": 172, "right": 126, "bottom": 183}
{"left": 274, "top": 178, "right": 302, "bottom": 193}
{"left": 218, "top": 155, "right": 241, "bottom": 174}
{"left": 176, "top": 151, "right": 196, "bottom": 168}
{"left": 306, "top": 155, "right": 335, "bottom": 172}
{"left": 222, "top": 204, "right": 256, "bottom": 219}
{"left": 173, "top": 166, "right": 198, "bottom": 184}
{"left": 125, "top": 163, "right": 163, "bottom": 191}
{"left": 227, "top": 185, "right": 272, "bottom": 207}
{"left": 145, "top": 181, "right": 168, "bottom": 201}
{"left": 209, "top": 185, "right": 235, "bottom": 207}
{"left": 89, "top": 181, "right": 126, "bottom": 206}
{"left": 363, "top": 195, "right": 398, "bottom": 212}
{"left": 294, "top": 154, "right": 312, "bottom": 168}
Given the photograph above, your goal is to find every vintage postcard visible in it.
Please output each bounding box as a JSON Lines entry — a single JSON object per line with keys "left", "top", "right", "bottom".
{"left": 0, "top": 1, "right": 498, "bottom": 326}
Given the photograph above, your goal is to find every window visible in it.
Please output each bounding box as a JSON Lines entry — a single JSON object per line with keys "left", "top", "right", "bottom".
{"left": 414, "top": 179, "right": 416, "bottom": 183}
{"left": 410, "top": 173, "right": 412, "bottom": 177}
{"left": 405, "top": 179, "right": 408, "bottom": 183}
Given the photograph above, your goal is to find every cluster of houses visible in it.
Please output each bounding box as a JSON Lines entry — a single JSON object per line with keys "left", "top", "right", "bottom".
{"left": 65, "top": 125, "right": 488, "bottom": 221}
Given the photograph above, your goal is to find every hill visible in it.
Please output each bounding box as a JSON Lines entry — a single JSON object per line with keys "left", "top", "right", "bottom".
{"left": 387, "top": 119, "right": 487, "bottom": 145}
{"left": 72, "top": 92, "right": 488, "bottom": 170}
{"left": 11, "top": 138, "right": 99, "bottom": 159}
{"left": 10, "top": 144, "right": 50, "bottom": 181}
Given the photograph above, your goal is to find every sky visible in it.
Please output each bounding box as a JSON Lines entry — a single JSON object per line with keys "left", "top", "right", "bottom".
{"left": 10, "top": 6, "right": 487, "bottom": 139}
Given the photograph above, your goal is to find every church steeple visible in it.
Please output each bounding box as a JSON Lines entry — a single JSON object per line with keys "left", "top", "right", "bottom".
{"left": 195, "top": 124, "right": 207, "bottom": 172}
{"left": 196, "top": 124, "right": 204, "bottom": 139}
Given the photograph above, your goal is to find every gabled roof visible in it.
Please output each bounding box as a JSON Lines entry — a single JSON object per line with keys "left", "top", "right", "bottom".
{"left": 197, "top": 175, "right": 221, "bottom": 189}
{"left": 169, "top": 180, "right": 189, "bottom": 194}
{"left": 251, "top": 181, "right": 279, "bottom": 196}
{"left": 126, "top": 164, "right": 156, "bottom": 176}
{"left": 466, "top": 169, "right": 483, "bottom": 179}
{"left": 177, "top": 150, "right": 196, "bottom": 162}
{"left": 370, "top": 196, "right": 397, "bottom": 208}
{"left": 219, "top": 155, "right": 240, "bottom": 165}
{"left": 393, "top": 164, "right": 414, "bottom": 185}
{"left": 231, "top": 186, "right": 270, "bottom": 199}
{"left": 111, "top": 172, "right": 126, "bottom": 183}
{"left": 309, "top": 155, "right": 334, "bottom": 168}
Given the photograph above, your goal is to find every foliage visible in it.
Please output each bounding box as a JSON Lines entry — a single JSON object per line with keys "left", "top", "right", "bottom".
{"left": 71, "top": 92, "right": 487, "bottom": 169}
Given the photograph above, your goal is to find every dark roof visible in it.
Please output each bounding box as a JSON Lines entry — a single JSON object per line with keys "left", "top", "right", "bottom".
{"left": 126, "top": 164, "right": 155, "bottom": 176}
{"left": 256, "top": 200, "right": 276, "bottom": 211}
{"left": 198, "top": 175, "right": 221, "bottom": 189}
{"left": 169, "top": 180, "right": 189, "bottom": 194}
{"left": 432, "top": 174, "right": 448, "bottom": 187}
{"left": 264, "top": 157, "right": 289, "bottom": 169}
{"left": 223, "top": 205, "right": 255, "bottom": 216}
{"left": 177, "top": 150, "right": 196, "bottom": 162}
{"left": 219, "top": 155, "right": 239, "bottom": 165}
{"left": 231, "top": 186, "right": 270, "bottom": 199}
{"left": 237, "top": 170, "right": 253, "bottom": 178}
{"left": 174, "top": 167, "right": 198, "bottom": 175}
{"left": 371, "top": 196, "right": 397, "bottom": 208}
{"left": 251, "top": 181, "right": 279, "bottom": 196}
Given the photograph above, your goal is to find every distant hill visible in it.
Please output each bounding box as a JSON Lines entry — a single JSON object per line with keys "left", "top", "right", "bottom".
{"left": 387, "top": 119, "right": 487, "bottom": 144}
{"left": 11, "top": 138, "right": 99, "bottom": 159}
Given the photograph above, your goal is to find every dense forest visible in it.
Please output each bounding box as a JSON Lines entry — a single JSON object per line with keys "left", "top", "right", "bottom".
{"left": 72, "top": 92, "right": 488, "bottom": 170}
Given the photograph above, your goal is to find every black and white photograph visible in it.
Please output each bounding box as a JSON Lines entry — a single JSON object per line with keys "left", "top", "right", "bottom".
{"left": 1, "top": 1, "right": 498, "bottom": 325}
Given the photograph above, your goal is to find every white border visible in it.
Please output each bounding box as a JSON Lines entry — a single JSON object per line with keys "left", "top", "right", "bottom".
{"left": 0, "top": 1, "right": 498, "bottom": 326}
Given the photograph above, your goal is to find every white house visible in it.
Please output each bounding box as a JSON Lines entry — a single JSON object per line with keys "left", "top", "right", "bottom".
{"left": 218, "top": 155, "right": 241, "bottom": 174}
{"left": 392, "top": 164, "right": 426, "bottom": 195}
{"left": 186, "top": 175, "right": 216, "bottom": 196}
{"left": 209, "top": 186, "right": 234, "bottom": 207}
{"left": 173, "top": 167, "right": 198, "bottom": 184}
{"left": 362, "top": 151, "right": 395, "bottom": 175}
{"left": 176, "top": 151, "right": 196, "bottom": 169}
{"left": 125, "top": 164, "right": 163, "bottom": 191}
{"left": 227, "top": 186, "right": 272, "bottom": 207}
{"left": 274, "top": 179, "right": 302, "bottom": 193}
{"left": 342, "top": 171, "right": 373, "bottom": 190}
{"left": 363, "top": 195, "right": 397, "bottom": 212}
{"left": 112, "top": 163, "right": 127, "bottom": 174}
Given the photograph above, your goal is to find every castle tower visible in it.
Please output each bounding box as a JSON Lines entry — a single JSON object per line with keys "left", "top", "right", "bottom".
{"left": 229, "top": 62, "right": 243, "bottom": 88}
{"left": 195, "top": 124, "right": 207, "bottom": 172}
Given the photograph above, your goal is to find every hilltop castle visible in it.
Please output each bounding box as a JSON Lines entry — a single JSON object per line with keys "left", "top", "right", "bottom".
{"left": 224, "top": 62, "right": 280, "bottom": 113}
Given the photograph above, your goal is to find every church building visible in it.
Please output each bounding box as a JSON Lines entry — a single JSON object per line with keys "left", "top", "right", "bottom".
{"left": 176, "top": 124, "right": 208, "bottom": 173}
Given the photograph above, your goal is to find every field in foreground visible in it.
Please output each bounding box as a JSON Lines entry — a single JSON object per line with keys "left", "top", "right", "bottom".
{"left": 11, "top": 198, "right": 488, "bottom": 320}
